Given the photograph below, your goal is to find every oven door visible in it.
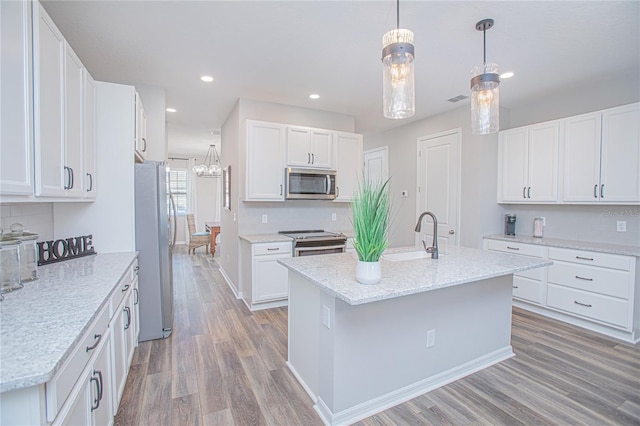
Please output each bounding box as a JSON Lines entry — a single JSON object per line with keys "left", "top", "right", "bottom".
{"left": 286, "top": 168, "right": 336, "bottom": 200}
{"left": 294, "top": 243, "right": 346, "bottom": 257}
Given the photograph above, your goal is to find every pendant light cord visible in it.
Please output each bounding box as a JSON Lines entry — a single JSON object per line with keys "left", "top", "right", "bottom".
{"left": 396, "top": 0, "right": 400, "bottom": 29}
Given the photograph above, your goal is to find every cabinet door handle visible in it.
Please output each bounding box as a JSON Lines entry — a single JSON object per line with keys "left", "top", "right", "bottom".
{"left": 308, "top": 153, "right": 311, "bottom": 164}
{"left": 576, "top": 256, "right": 594, "bottom": 261}
{"left": 142, "top": 137, "right": 147, "bottom": 152}
{"left": 523, "top": 187, "right": 526, "bottom": 199}
{"left": 311, "top": 153, "right": 314, "bottom": 164}
{"left": 86, "top": 333, "right": 102, "bottom": 352}
{"left": 336, "top": 186, "right": 340, "bottom": 198}
{"left": 574, "top": 300, "right": 592, "bottom": 308}
{"left": 134, "top": 288, "right": 139, "bottom": 305}
{"left": 280, "top": 184, "right": 283, "bottom": 196}
{"left": 63, "top": 166, "right": 70, "bottom": 189}
{"left": 86, "top": 173, "right": 93, "bottom": 192}
{"left": 527, "top": 186, "right": 531, "bottom": 199}
{"left": 69, "top": 167, "right": 74, "bottom": 189}
{"left": 90, "top": 375, "right": 100, "bottom": 411}
{"left": 600, "top": 184, "right": 604, "bottom": 198}
{"left": 575, "top": 275, "right": 593, "bottom": 281}
{"left": 594, "top": 184, "right": 598, "bottom": 198}
{"left": 506, "top": 246, "right": 520, "bottom": 251}
{"left": 267, "top": 247, "right": 280, "bottom": 251}
{"left": 95, "top": 369, "right": 103, "bottom": 402}
{"left": 124, "top": 306, "right": 131, "bottom": 330}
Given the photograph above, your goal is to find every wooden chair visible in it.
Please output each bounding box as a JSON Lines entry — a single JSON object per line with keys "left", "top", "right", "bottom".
{"left": 187, "top": 214, "right": 210, "bottom": 254}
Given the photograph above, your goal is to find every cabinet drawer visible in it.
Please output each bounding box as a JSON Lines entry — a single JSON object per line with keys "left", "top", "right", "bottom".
{"left": 548, "top": 247, "right": 632, "bottom": 271}
{"left": 515, "top": 266, "right": 544, "bottom": 281}
{"left": 46, "top": 303, "right": 110, "bottom": 421}
{"left": 513, "top": 276, "right": 543, "bottom": 304}
{"left": 253, "top": 241, "right": 292, "bottom": 256}
{"left": 547, "top": 284, "right": 630, "bottom": 329}
{"left": 109, "top": 261, "right": 137, "bottom": 315}
{"left": 485, "top": 239, "right": 545, "bottom": 258}
{"left": 548, "top": 261, "right": 631, "bottom": 299}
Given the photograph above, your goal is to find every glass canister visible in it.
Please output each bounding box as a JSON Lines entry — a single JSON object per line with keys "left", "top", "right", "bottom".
{"left": 15, "top": 232, "right": 39, "bottom": 282}
{"left": 0, "top": 239, "right": 23, "bottom": 293}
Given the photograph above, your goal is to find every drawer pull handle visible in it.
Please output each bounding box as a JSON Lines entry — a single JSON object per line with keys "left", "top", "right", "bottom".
{"left": 575, "top": 275, "right": 593, "bottom": 281}
{"left": 506, "top": 246, "right": 520, "bottom": 251}
{"left": 86, "top": 334, "right": 102, "bottom": 352}
{"left": 267, "top": 248, "right": 280, "bottom": 251}
{"left": 574, "top": 301, "right": 592, "bottom": 308}
{"left": 576, "top": 256, "right": 594, "bottom": 261}
{"left": 122, "top": 283, "right": 131, "bottom": 292}
{"left": 512, "top": 285, "right": 519, "bottom": 289}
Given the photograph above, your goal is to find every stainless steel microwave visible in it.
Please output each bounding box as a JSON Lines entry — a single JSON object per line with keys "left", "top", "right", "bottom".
{"left": 285, "top": 168, "right": 336, "bottom": 200}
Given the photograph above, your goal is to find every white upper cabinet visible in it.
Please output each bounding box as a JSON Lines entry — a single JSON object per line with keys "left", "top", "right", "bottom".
{"left": 246, "top": 120, "right": 286, "bottom": 201}
{"left": 563, "top": 103, "right": 639, "bottom": 203}
{"left": 64, "top": 43, "right": 85, "bottom": 197}
{"left": 286, "top": 126, "right": 334, "bottom": 169}
{"left": 334, "top": 132, "right": 363, "bottom": 202}
{"left": 33, "top": 2, "right": 66, "bottom": 197}
{"left": 134, "top": 93, "right": 147, "bottom": 162}
{"left": 83, "top": 71, "right": 97, "bottom": 199}
{"left": 0, "top": 1, "right": 34, "bottom": 196}
{"left": 498, "top": 121, "right": 559, "bottom": 203}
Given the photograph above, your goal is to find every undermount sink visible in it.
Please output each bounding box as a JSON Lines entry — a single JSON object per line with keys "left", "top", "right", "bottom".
{"left": 382, "top": 250, "right": 431, "bottom": 261}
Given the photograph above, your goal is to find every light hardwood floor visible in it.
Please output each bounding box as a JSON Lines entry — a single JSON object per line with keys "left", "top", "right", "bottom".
{"left": 115, "top": 246, "right": 640, "bottom": 425}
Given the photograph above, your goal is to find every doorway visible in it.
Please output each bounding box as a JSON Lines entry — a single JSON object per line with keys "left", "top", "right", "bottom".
{"left": 416, "top": 129, "right": 461, "bottom": 252}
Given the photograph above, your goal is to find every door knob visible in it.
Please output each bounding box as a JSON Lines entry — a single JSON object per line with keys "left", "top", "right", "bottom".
{"left": 449, "top": 230, "right": 455, "bottom": 235}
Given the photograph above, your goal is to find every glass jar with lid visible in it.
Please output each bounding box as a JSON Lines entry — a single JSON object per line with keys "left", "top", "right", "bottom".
{"left": 0, "top": 239, "right": 22, "bottom": 293}
{"left": 15, "top": 232, "right": 39, "bottom": 282}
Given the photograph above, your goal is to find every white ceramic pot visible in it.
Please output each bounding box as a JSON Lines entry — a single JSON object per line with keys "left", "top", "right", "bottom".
{"left": 356, "top": 260, "right": 381, "bottom": 285}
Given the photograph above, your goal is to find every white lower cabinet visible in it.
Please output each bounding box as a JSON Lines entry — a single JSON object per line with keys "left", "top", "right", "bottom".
{"left": 484, "top": 238, "right": 639, "bottom": 342}
{"left": 241, "top": 239, "right": 292, "bottom": 310}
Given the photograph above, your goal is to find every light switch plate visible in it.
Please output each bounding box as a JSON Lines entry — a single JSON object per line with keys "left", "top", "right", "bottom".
{"left": 617, "top": 221, "right": 627, "bottom": 232}
{"left": 262, "top": 214, "right": 268, "bottom": 224}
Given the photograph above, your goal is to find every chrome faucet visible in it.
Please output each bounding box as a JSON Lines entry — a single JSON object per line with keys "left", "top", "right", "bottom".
{"left": 415, "top": 211, "right": 438, "bottom": 259}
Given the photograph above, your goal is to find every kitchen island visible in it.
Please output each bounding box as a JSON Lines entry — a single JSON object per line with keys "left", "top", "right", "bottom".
{"left": 278, "top": 246, "right": 551, "bottom": 425}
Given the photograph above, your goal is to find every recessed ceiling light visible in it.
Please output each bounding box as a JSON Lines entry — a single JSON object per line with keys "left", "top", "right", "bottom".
{"left": 309, "top": 94, "right": 320, "bottom": 100}
{"left": 201, "top": 75, "right": 214, "bottom": 82}
{"left": 166, "top": 108, "right": 177, "bottom": 113}
{"left": 500, "top": 71, "right": 514, "bottom": 79}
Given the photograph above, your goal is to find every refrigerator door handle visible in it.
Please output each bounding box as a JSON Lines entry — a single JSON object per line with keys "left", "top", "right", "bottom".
{"left": 168, "top": 193, "right": 177, "bottom": 248}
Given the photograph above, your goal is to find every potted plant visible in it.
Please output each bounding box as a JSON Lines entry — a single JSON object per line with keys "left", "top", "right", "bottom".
{"left": 351, "top": 177, "right": 391, "bottom": 284}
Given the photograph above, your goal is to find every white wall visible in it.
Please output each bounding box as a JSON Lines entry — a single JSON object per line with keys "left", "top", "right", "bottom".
{"left": 135, "top": 84, "right": 166, "bottom": 161}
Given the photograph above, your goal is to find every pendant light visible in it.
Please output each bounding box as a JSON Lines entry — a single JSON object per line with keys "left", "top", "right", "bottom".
{"left": 470, "top": 18, "right": 500, "bottom": 135}
{"left": 381, "top": 0, "right": 415, "bottom": 119}
{"left": 192, "top": 144, "right": 221, "bottom": 178}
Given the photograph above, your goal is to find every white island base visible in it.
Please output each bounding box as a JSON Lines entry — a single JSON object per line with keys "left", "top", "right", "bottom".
{"left": 287, "top": 272, "right": 514, "bottom": 425}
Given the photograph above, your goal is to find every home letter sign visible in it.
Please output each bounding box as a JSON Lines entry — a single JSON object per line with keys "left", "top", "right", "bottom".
{"left": 37, "top": 234, "right": 97, "bottom": 266}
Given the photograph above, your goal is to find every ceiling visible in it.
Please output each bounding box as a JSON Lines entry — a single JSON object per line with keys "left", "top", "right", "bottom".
{"left": 41, "top": 1, "right": 640, "bottom": 156}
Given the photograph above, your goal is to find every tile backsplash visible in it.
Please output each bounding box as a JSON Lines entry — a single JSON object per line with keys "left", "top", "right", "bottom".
{"left": 0, "top": 203, "right": 54, "bottom": 241}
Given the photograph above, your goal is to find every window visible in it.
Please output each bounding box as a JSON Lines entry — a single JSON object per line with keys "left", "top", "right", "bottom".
{"left": 167, "top": 169, "right": 188, "bottom": 214}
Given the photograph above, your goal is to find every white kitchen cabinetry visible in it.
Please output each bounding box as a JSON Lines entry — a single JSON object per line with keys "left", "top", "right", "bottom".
{"left": 286, "top": 126, "right": 334, "bottom": 169}
{"left": 484, "top": 237, "right": 639, "bottom": 343}
{"left": 83, "top": 71, "right": 97, "bottom": 199}
{"left": 563, "top": 103, "right": 640, "bottom": 203}
{"left": 241, "top": 239, "right": 292, "bottom": 310}
{"left": 134, "top": 93, "right": 147, "bottom": 163}
{"left": 484, "top": 239, "right": 547, "bottom": 305}
{"left": 63, "top": 43, "right": 85, "bottom": 197}
{"left": 246, "top": 120, "right": 286, "bottom": 201}
{"left": 498, "top": 121, "right": 559, "bottom": 203}
{"left": 0, "top": 0, "right": 34, "bottom": 196}
{"left": 334, "top": 132, "right": 363, "bottom": 202}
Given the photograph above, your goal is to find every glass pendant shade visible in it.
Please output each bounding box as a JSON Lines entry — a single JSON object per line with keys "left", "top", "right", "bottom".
{"left": 382, "top": 29, "right": 415, "bottom": 119}
{"left": 192, "top": 144, "right": 221, "bottom": 178}
{"left": 470, "top": 63, "right": 500, "bottom": 135}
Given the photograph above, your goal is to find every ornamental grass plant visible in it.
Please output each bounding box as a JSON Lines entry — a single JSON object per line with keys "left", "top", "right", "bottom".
{"left": 351, "top": 177, "right": 391, "bottom": 262}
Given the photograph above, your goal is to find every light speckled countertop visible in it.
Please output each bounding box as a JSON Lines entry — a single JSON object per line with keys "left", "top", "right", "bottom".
{"left": 483, "top": 234, "right": 640, "bottom": 257}
{"left": 239, "top": 234, "right": 293, "bottom": 244}
{"left": 278, "top": 246, "right": 551, "bottom": 305}
{"left": 0, "top": 252, "right": 137, "bottom": 393}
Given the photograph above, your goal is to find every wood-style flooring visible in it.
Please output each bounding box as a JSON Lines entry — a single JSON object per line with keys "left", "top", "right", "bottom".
{"left": 115, "top": 246, "right": 640, "bottom": 425}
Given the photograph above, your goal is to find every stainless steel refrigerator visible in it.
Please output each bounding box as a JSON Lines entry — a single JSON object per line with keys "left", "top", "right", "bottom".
{"left": 135, "top": 161, "right": 176, "bottom": 341}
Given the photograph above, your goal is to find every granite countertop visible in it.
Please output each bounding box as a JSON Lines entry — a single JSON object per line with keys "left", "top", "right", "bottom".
{"left": 278, "top": 246, "right": 551, "bottom": 306}
{"left": 483, "top": 234, "right": 640, "bottom": 257}
{"left": 0, "top": 252, "right": 137, "bottom": 393}
{"left": 239, "top": 233, "right": 293, "bottom": 244}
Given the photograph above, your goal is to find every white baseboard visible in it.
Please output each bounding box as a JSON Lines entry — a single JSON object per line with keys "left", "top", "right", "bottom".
{"left": 314, "top": 346, "right": 514, "bottom": 426}
{"left": 286, "top": 361, "right": 317, "bottom": 403}
{"left": 219, "top": 266, "right": 242, "bottom": 299}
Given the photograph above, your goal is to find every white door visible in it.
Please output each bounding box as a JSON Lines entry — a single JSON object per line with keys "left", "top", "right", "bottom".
{"left": 363, "top": 146, "right": 389, "bottom": 185}
{"left": 416, "top": 130, "right": 460, "bottom": 252}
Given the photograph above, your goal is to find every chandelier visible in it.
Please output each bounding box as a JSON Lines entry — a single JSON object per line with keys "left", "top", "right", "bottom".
{"left": 192, "top": 144, "right": 221, "bottom": 178}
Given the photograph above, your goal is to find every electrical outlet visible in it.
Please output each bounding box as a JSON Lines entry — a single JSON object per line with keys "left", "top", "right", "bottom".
{"left": 322, "top": 305, "right": 331, "bottom": 328}
{"left": 617, "top": 221, "right": 627, "bottom": 232}
{"left": 262, "top": 214, "right": 268, "bottom": 224}
{"left": 233, "top": 213, "right": 237, "bottom": 223}
{"left": 331, "top": 213, "right": 337, "bottom": 222}
{"left": 426, "top": 329, "right": 436, "bottom": 348}
{"left": 401, "top": 190, "right": 408, "bottom": 197}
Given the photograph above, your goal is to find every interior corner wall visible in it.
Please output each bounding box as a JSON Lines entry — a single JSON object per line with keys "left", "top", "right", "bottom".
{"left": 135, "top": 84, "right": 167, "bottom": 161}
{"left": 363, "top": 106, "right": 506, "bottom": 250}
{"left": 219, "top": 101, "right": 241, "bottom": 292}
